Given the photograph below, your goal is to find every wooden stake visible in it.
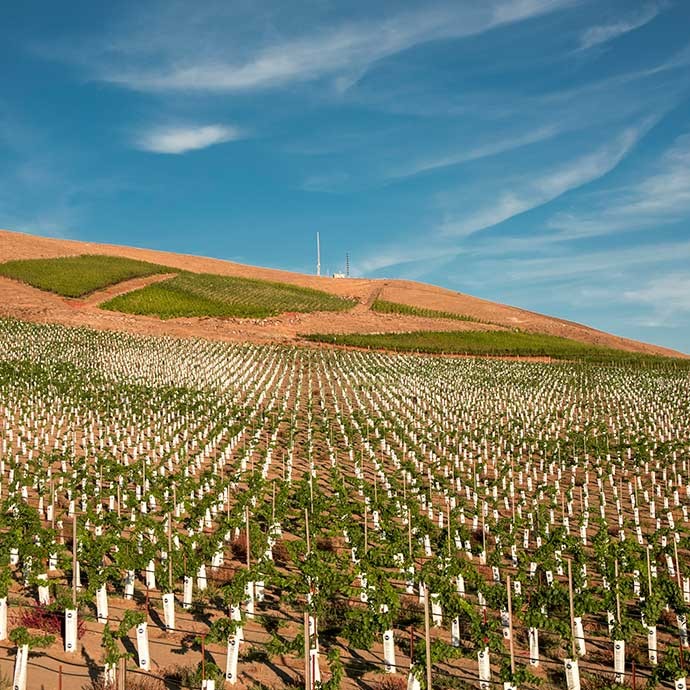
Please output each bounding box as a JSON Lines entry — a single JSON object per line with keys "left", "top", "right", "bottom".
{"left": 309, "top": 472, "right": 313, "bottom": 514}
{"left": 447, "top": 504, "right": 452, "bottom": 557}
{"left": 646, "top": 546, "right": 653, "bottom": 598}
{"left": 674, "top": 538, "right": 682, "bottom": 590}
{"left": 305, "top": 508, "right": 311, "bottom": 555}
{"left": 118, "top": 655, "right": 127, "bottom": 690}
{"left": 615, "top": 559, "right": 621, "bottom": 624}
{"left": 364, "top": 503, "right": 368, "bottom": 554}
{"left": 168, "top": 513, "right": 173, "bottom": 591}
{"left": 50, "top": 479, "right": 55, "bottom": 531}
{"left": 510, "top": 458, "right": 516, "bottom": 523}
{"left": 567, "top": 559, "right": 576, "bottom": 658}
{"left": 632, "top": 659, "right": 636, "bottom": 690}
{"left": 423, "top": 586, "right": 433, "bottom": 690}
{"left": 408, "top": 508, "right": 413, "bottom": 560}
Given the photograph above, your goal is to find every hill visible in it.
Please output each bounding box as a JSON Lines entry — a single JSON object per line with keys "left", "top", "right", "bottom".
{"left": 0, "top": 228, "right": 684, "bottom": 359}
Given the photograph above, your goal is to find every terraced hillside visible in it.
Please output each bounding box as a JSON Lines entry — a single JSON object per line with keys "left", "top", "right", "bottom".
{"left": 0, "top": 228, "right": 685, "bottom": 359}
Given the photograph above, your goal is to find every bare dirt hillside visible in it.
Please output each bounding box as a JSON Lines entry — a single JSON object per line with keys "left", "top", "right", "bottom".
{"left": 0, "top": 228, "right": 684, "bottom": 357}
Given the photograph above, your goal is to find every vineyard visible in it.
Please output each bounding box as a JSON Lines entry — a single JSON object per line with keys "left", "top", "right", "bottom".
{"left": 303, "top": 330, "right": 689, "bottom": 365}
{"left": 101, "top": 272, "right": 356, "bottom": 319}
{"left": 371, "top": 301, "right": 486, "bottom": 325}
{"left": 0, "top": 254, "right": 356, "bottom": 319}
{"left": 0, "top": 256, "right": 169, "bottom": 298}
{"left": 1, "top": 318, "right": 689, "bottom": 690}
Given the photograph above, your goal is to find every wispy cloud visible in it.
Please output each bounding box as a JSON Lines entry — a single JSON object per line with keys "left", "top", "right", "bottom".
{"left": 548, "top": 132, "right": 690, "bottom": 239}
{"left": 300, "top": 172, "right": 351, "bottom": 193}
{"left": 357, "top": 120, "right": 656, "bottom": 275}
{"left": 475, "top": 239, "right": 690, "bottom": 284}
{"left": 623, "top": 272, "right": 690, "bottom": 325}
{"left": 134, "top": 124, "right": 242, "bottom": 154}
{"left": 356, "top": 241, "right": 459, "bottom": 275}
{"left": 97, "top": 0, "right": 575, "bottom": 93}
{"left": 388, "top": 125, "right": 561, "bottom": 180}
{"left": 579, "top": 4, "right": 661, "bottom": 50}
{"left": 438, "top": 122, "right": 648, "bottom": 238}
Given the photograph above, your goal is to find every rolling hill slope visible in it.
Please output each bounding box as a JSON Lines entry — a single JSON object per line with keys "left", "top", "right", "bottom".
{"left": 0, "top": 228, "right": 684, "bottom": 358}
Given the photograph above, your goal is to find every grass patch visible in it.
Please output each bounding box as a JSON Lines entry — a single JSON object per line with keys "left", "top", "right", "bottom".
{"left": 102, "top": 272, "right": 356, "bottom": 319}
{"left": 0, "top": 255, "right": 169, "bottom": 297}
{"left": 303, "top": 330, "right": 686, "bottom": 364}
{"left": 372, "top": 299, "right": 485, "bottom": 323}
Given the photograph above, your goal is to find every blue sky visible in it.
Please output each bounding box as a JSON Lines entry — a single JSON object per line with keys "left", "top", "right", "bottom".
{"left": 2, "top": 1, "right": 690, "bottom": 352}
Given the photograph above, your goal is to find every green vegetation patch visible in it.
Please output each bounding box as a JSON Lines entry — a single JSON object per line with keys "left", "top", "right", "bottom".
{"left": 0, "top": 255, "right": 169, "bottom": 298}
{"left": 372, "top": 299, "right": 485, "bottom": 323}
{"left": 303, "top": 329, "right": 686, "bottom": 365}
{"left": 101, "top": 272, "right": 356, "bottom": 319}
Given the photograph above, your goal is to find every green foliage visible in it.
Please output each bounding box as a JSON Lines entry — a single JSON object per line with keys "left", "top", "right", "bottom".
{"left": 372, "top": 299, "right": 486, "bottom": 324}
{"left": 645, "top": 646, "right": 685, "bottom": 689}
{"left": 9, "top": 626, "right": 55, "bottom": 648}
{"left": 1, "top": 315, "right": 690, "bottom": 690}
{"left": 320, "top": 648, "right": 345, "bottom": 690}
{"left": 204, "top": 616, "right": 243, "bottom": 643}
{"left": 303, "top": 329, "right": 688, "bottom": 365}
{"left": 117, "top": 609, "right": 146, "bottom": 637}
{"left": 102, "top": 272, "right": 356, "bottom": 319}
{"left": 101, "top": 624, "right": 126, "bottom": 666}
{"left": 0, "top": 568, "right": 11, "bottom": 598}
{"left": 0, "top": 255, "right": 169, "bottom": 297}
{"left": 343, "top": 607, "right": 378, "bottom": 650}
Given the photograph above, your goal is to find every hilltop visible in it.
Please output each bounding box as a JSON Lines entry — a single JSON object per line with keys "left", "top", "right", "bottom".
{"left": 0, "top": 228, "right": 684, "bottom": 359}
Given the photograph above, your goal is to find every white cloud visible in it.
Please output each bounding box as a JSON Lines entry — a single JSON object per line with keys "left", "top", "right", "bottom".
{"left": 99, "top": 0, "right": 575, "bottom": 93}
{"left": 134, "top": 124, "right": 242, "bottom": 154}
{"left": 579, "top": 4, "right": 660, "bottom": 50}
{"left": 476, "top": 239, "right": 690, "bottom": 284}
{"left": 388, "top": 125, "right": 561, "bottom": 180}
{"left": 624, "top": 273, "right": 690, "bottom": 311}
{"left": 623, "top": 272, "right": 690, "bottom": 326}
{"left": 548, "top": 133, "right": 690, "bottom": 238}
{"left": 357, "top": 241, "right": 459, "bottom": 274}
{"left": 438, "top": 123, "right": 646, "bottom": 237}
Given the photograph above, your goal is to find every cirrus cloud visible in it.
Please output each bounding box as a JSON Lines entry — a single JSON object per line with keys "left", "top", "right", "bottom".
{"left": 579, "top": 4, "right": 662, "bottom": 50}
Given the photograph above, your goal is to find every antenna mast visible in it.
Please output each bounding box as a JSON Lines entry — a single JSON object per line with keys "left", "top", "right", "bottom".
{"left": 316, "top": 232, "right": 321, "bottom": 277}
{"left": 346, "top": 252, "right": 350, "bottom": 278}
